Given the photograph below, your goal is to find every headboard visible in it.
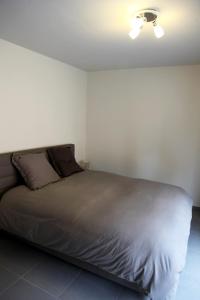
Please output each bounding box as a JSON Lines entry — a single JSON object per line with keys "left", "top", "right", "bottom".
{"left": 0, "top": 144, "right": 74, "bottom": 198}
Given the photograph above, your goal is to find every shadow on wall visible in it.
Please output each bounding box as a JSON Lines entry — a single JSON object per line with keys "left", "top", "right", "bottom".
{"left": 87, "top": 66, "right": 200, "bottom": 206}
{"left": 90, "top": 96, "right": 200, "bottom": 204}
{"left": 127, "top": 97, "right": 200, "bottom": 203}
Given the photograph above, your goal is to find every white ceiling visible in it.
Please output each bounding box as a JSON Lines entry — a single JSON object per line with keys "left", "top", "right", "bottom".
{"left": 0, "top": 0, "right": 200, "bottom": 71}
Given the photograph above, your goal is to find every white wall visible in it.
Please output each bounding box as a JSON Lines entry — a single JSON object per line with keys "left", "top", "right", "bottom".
{"left": 1, "top": 39, "right": 200, "bottom": 205}
{"left": 0, "top": 39, "right": 87, "bottom": 160}
{"left": 87, "top": 65, "right": 200, "bottom": 206}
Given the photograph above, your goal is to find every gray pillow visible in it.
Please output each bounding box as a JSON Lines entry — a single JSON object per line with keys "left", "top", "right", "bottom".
{"left": 12, "top": 152, "right": 60, "bottom": 190}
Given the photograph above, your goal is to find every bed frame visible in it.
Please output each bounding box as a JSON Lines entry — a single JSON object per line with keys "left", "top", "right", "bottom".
{"left": 0, "top": 143, "right": 146, "bottom": 295}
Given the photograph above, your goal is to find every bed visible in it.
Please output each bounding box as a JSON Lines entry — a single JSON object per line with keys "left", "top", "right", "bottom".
{"left": 0, "top": 144, "right": 192, "bottom": 300}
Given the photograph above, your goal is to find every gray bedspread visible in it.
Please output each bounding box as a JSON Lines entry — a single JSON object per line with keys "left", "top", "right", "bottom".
{"left": 0, "top": 170, "right": 192, "bottom": 300}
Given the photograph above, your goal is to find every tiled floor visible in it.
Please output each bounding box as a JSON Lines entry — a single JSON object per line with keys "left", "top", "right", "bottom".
{"left": 0, "top": 208, "right": 199, "bottom": 300}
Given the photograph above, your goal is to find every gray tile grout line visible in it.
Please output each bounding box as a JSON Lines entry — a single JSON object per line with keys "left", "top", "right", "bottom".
{"left": 57, "top": 269, "right": 83, "bottom": 299}
{"left": 0, "top": 278, "right": 21, "bottom": 298}
{"left": 0, "top": 263, "right": 20, "bottom": 277}
{"left": 20, "top": 261, "right": 42, "bottom": 278}
{"left": 0, "top": 256, "right": 83, "bottom": 299}
{"left": 0, "top": 249, "right": 44, "bottom": 277}
{"left": 18, "top": 259, "right": 58, "bottom": 298}
{"left": 21, "top": 263, "right": 83, "bottom": 299}
{"left": 22, "top": 277, "right": 57, "bottom": 299}
{"left": 0, "top": 260, "right": 57, "bottom": 299}
{"left": 0, "top": 243, "right": 85, "bottom": 299}
{"left": 21, "top": 257, "right": 84, "bottom": 298}
{"left": 0, "top": 257, "right": 164, "bottom": 300}
{"left": 0, "top": 263, "right": 23, "bottom": 297}
{"left": 0, "top": 258, "right": 46, "bottom": 298}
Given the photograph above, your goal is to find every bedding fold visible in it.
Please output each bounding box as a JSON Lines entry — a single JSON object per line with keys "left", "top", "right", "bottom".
{"left": 0, "top": 170, "right": 192, "bottom": 300}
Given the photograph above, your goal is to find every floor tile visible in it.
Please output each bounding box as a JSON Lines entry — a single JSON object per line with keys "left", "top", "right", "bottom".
{"left": 0, "top": 266, "right": 19, "bottom": 294}
{"left": 119, "top": 287, "right": 145, "bottom": 300}
{"left": 0, "top": 280, "right": 56, "bottom": 300}
{"left": 59, "top": 270, "right": 122, "bottom": 300}
{"left": 24, "top": 256, "right": 81, "bottom": 297}
{"left": 0, "top": 238, "right": 46, "bottom": 275}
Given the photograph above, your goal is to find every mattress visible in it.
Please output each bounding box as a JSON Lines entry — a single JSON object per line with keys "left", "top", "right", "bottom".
{"left": 0, "top": 170, "right": 192, "bottom": 300}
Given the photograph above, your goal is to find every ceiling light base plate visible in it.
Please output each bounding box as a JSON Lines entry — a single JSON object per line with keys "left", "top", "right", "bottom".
{"left": 135, "top": 9, "right": 159, "bottom": 23}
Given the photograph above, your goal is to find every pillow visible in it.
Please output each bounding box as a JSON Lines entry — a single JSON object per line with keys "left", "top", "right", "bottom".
{"left": 47, "top": 146, "right": 83, "bottom": 177}
{"left": 12, "top": 152, "right": 60, "bottom": 190}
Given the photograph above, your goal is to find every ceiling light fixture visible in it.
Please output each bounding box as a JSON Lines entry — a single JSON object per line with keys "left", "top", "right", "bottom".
{"left": 129, "top": 9, "right": 165, "bottom": 39}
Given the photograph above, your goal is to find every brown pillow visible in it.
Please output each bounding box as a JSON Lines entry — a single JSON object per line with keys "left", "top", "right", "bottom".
{"left": 12, "top": 152, "right": 60, "bottom": 190}
{"left": 47, "top": 146, "right": 83, "bottom": 177}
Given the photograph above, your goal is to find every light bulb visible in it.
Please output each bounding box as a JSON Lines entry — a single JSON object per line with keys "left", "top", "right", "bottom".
{"left": 129, "top": 27, "right": 141, "bottom": 39}
{"left": 153, "top": 24, "right": 164, "bottom": 38}
{"left": 130, "top": 17, "right": 144, "bottom": 29}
